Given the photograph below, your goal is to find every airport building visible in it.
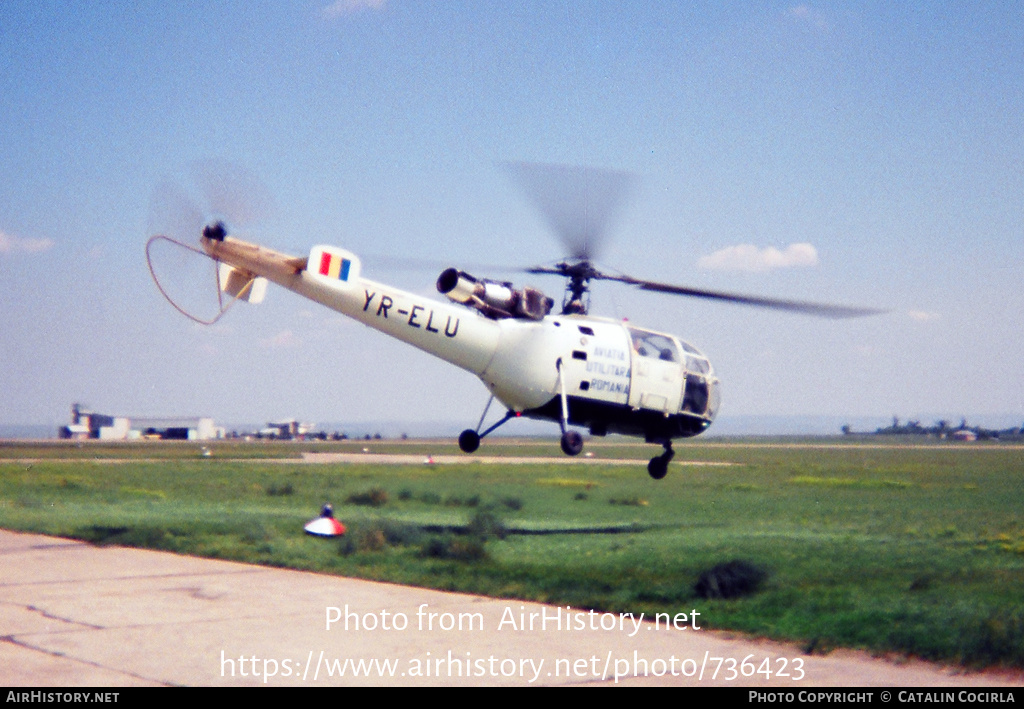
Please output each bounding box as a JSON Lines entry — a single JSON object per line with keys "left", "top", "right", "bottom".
{"left": 261, "top": 419, "right": 315, "bottom": 440}
{"left": 59, "top": 404, "right": 224, "bottom": 441}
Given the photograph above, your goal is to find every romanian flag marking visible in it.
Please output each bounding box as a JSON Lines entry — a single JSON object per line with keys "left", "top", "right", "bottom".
{"left": 318, "top": 252, "right": 351, "bottom": 281}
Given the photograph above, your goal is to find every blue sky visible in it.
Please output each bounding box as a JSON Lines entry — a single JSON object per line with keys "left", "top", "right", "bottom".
{"left": 1, "top": 1, "right": 1022, "bottom": 432}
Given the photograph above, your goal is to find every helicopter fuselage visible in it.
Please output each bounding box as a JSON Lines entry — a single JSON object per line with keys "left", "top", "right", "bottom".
{"left": 201, "top": 235, "right": 719, "bottom": 448}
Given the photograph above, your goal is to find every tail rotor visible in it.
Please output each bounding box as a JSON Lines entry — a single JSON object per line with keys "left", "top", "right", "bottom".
{"left": 146, "top": 162, "right": 271, "bottom": 324}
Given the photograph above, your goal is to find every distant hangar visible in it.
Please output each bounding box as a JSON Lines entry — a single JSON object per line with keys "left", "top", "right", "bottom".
{"left": 59, "top": 404, "right": 223, "bottom": 441}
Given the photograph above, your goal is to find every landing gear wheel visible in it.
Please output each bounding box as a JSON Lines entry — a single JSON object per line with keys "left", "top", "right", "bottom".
{"left": 648, "top": 442, "right": 675, "bottom": 480}
{"left": 647, "top": 455, "right": 669, "bottom": 480}
{"left": 560, "top": 430, "right": 584, "bottom": 456}
{"left": 458, "top": 429, "right": 480, "bottom": 453}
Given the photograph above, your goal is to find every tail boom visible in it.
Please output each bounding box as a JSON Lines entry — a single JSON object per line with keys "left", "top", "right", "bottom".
{"left": 202, "top": 235, "right": 501, "bottom": 376}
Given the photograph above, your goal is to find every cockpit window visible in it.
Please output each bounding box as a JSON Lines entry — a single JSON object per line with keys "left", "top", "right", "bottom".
{"left": 678, "top": 340, "right": 710, "bottom": 374}
{"left": 629, "top": 328, "right": 679, "bottom": 362}
{"left": 685, "top": 355, "right": 710, "bottom": 375}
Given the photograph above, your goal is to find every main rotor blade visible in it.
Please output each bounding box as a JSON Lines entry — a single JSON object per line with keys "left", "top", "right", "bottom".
{"left": 503, "top": 161, "right": 634, "bottom": 261}
{"left": 620, "top": 276, "right": 886, "bottom": 319}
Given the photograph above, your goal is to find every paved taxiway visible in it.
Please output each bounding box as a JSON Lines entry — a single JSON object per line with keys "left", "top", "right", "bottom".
{"left": 2, "top": 529, "right": 1020, "bottom": 687}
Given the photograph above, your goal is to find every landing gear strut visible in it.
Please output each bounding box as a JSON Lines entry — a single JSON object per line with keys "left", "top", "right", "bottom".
{"left": 461, "top": 358, "right": 588, "bottom": 457}
{"left": 458, "top": 395, "right": 515, "bottom": 453}
{"left": 647, "top": 441, "right": 675, "bottom": 480}
{"left": 556, "top": 357, "right": 583, "bottom": 457}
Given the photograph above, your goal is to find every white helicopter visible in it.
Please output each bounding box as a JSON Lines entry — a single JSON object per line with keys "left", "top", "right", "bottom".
{"left": 148, "top": 163, "right": 881, "bottom": 479}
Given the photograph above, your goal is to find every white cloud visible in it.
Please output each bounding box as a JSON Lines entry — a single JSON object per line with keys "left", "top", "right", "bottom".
{"left": 322, "top": 0, "right": 386, "bottom": 19}
{"left": 0, "top": 229, "right": 55, "bottom": 254}
{"left": 698, "top": 243, "right": 819, "bottom": 272}
{"left": 907, "top": 310, "right": 941, "bottom": 322}
{"left": 788, "top": 5, "right": 831, "bottom": 32}
{"left": 262, "top": 330, "right": 301, "bottom": 348}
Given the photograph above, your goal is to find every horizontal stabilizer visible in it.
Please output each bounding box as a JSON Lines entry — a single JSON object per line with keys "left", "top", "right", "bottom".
{"left": 218, "top": 263, "right": 267, "bottom": 304}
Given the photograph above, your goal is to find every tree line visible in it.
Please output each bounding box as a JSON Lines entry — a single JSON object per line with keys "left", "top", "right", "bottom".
{"left": 841, "top": 417, "right": 1024, "bottom": 441}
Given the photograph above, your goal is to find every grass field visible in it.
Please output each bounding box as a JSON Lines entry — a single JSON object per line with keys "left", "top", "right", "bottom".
{"left": 2, "top": 437, "right": 1023, "bottom": 669}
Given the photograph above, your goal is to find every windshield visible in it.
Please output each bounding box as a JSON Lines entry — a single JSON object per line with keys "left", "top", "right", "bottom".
{"left": 628, "top": 327, "right": 679, "bottom": 362}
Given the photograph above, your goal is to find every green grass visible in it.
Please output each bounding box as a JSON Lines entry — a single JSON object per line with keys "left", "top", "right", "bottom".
{"left": 2, "top": 438, "right": 1023, "bottom": 669}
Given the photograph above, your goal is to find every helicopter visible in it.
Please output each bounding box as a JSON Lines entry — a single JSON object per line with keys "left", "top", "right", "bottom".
{"left": 147, "top": 163, "right": 882, "bottom": 479}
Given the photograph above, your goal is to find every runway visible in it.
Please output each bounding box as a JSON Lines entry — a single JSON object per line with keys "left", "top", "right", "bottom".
{"left": 2, "top": 529, "right": 1019, "bottom": 687}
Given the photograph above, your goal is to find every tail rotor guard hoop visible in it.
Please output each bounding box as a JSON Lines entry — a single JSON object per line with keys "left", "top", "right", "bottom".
{"left": 146, "top": 234, "right": 257, "bottom": 326}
